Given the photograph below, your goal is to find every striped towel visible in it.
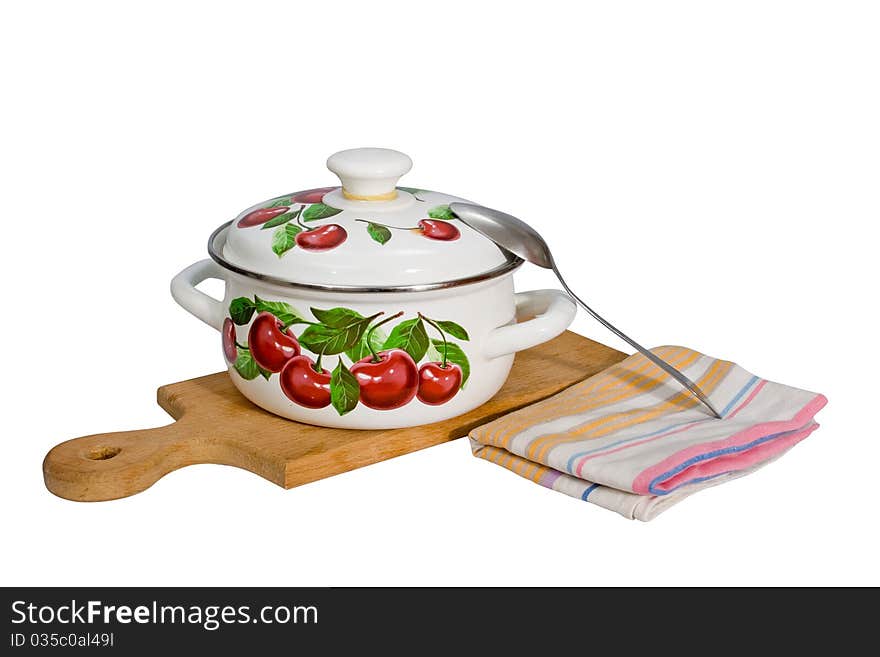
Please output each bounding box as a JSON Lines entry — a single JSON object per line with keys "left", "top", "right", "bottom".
{"left": 470, "top": 346, "right": 826, "bottom": 521}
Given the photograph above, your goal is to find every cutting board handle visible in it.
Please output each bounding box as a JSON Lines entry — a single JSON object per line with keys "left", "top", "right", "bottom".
{"left": 43, "top": 422, "right": 194, "bottom": 502}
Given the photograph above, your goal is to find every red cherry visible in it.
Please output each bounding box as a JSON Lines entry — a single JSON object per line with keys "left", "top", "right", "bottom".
{"left": 350, "top": 349, "right": 419, "bottom": 410}
{"left": 280, "top": 356, "right": 331, "bottom": 408}
{"left": 292, "top": 187, "right": 338, "bottom": 204}
{"left": 237, "top": 206, "right": 289, "bottom": 228}
{"left": 418, "top": 219, "right": 460, "bottom": 241}
{"left": 296, "top": 224, "right": 347, "bottom": 251}
{"left": 417, "top": 362, "right": 463, "bottom": 405}
{"left": 247, "top": 312, "right": 301, "bottom": 372}
{"left": 222, "top": 318, "right": 238, "bottom": 362}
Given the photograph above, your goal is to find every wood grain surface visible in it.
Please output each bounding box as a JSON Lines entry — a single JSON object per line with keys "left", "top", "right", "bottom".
{"left": 43, "top": 332, "right": 624, "bottom": 502}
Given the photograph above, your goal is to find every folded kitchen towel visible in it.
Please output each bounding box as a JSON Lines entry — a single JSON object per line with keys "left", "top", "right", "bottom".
{"left": 469, "top": 346, "right": 826, "bottom": 521}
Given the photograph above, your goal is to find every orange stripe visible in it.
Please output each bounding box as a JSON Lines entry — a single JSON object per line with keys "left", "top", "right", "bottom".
{"left": 474, "top": 356, "right": 727, "bottom": 486}
{"left": 485, "top": 346, "right": 695, "bottom": 449}
{"left": 575, "top": 359, "right": 731, "bottom": 441}
{"left": 512, "top": 455, "right": 530, "bottom": 477}
{"left": 501, "top": 449, "right": 518, "bottom": 472}
{"left": 479, "top": 445, "right": 554, "bottom": 486}
{"left": 520, "top": 348, "right": 702, "bottom": 458}
{"left": 529, "top": 463, "right": 551, "bottom": 483}
{"left": 483, "top": 445, "right": 503, "bottom": 465}
{"left": 487, "top": 346, "right": 679, "bottom": 446}
{"left": 523, "top": 460, "right": 541, "bottom": 481}
{"left": 496, "top": 448, "right": 551, "bottom": 484}
{"left": 477, "top": 362, "right": 732, "bottom": 484}
{"left": 501, "top": 347, "right": 700, "bottom": 448}
{"left": 508, "top": 450, "right": 527, "bottom": 476}
{"left": 530, "top": 359, "right": 733, "bottom": 462}
{"left": 532, "top": 359, "right": 731, "bottom": 462}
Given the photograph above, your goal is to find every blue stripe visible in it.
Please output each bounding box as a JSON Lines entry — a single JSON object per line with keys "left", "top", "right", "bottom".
{"left": 581, "top": 483, "right": 600, "bottom": 501}
{"left": 566, "top": 418, "right": 694, "bottom": 472}
{"left": 720, "top": 375, "right": 759, "bottom": 416}
{"left": 564, "top": 375, "right": 760, "bottom": 474}
{"left": 647, "top": 427, "right": 803, "bottom": 495}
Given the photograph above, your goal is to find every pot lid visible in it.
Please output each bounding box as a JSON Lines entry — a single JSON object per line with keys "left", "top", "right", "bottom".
{"left": 213, "top": 148, "right": 516, "bottom": 289}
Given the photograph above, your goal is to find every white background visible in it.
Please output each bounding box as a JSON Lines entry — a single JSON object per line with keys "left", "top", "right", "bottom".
{"left": 1, "top": 1, "right": 877, "bottom": 586}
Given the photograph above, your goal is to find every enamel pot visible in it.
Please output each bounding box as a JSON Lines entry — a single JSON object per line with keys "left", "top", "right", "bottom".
{"left": 171, "top": 148, "right": 576, "bottom": 429}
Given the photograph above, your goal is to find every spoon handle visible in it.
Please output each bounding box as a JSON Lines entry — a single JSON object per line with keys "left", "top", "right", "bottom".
{"left": 553, "top": 266, "right": 723, "bottom": 419}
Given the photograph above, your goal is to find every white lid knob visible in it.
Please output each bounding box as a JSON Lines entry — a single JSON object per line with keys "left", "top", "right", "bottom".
{"left": 326, "top": 148, "right": 413, "bottom": 201}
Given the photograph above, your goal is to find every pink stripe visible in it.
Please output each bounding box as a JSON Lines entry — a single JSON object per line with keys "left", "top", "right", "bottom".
{"left": 728, "top": 379, "right": 768, "bottom": 418}
{"left": 631, "top": 393, "right": 828, "bottom": 495}
{"left": 655, "top": 423, "right": 819, "bottom": 492}
{"left": 574, "top": 380, "right": 768, "bottom": 477}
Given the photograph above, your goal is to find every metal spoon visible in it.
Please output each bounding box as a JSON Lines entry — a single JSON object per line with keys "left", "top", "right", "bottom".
{"left": 449, "top": 202, "right": 723, "bottom": 419}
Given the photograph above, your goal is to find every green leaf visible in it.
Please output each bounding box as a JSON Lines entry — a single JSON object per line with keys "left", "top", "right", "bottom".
{"left": 253, "top": 296, "right": 307, "bottom": 327}
{"left": 310, "top": 306, "right": 364, "bottom": 328}
{"left": 259, "top": 367, "right": 273, "bottom": 381}
{"left": 366, "top": 222, "right": 392, "bottom": 245}
{"left": 330, "top": 359, "right": 360, "bottom": 416}
{"left": 298, "top": 318, "right": 373, "bottom": 355}
{"left": 434, "top": 320, "right": 469, "bottom": 341}
{"left": 431, "top": 339, "right": 470, "bottom": 387}
{"left": 425, "top": 342, "right": 443, "bottom": 362}
{"left": 261, "top": 211, "right": 295, "bottom": 230}
{"left": 233, "top": 348, "right": 261, "bottom": 380}
{"left": 302, "top": 202, "right": 343, "bottom": 222}
{"left": 271, "top": 224, "right": 302, "bottom": 257}
{"left": 382, "top": 317, "right": 429, "bottom": 362}
{"left": 229, "top": 297, "right": 256, "bottom": 325}
{"left": 345, "top": 326, "right": 386, "bottom": 362}
{"left": 427, "top": 204, "right": 456, "bottom": 221}
{"left": 265, "top": 196, "right": 294, "bottom": 209}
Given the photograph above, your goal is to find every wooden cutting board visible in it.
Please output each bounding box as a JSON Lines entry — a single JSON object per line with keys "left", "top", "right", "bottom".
{"left": 43, "top": 331, "right": 625, "bottom": 502}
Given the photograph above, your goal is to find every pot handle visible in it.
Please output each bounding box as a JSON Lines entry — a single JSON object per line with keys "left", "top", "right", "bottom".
{"left": 170, "top": 259, "right": 226, "bottom": 331}
{"left": 486, "top": 289, "right": 577, "bottom": 359}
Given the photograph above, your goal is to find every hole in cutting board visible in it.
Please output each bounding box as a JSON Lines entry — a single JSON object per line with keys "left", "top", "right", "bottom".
{"left": 87, "top": 446, "right": 121, "bottom": 461}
